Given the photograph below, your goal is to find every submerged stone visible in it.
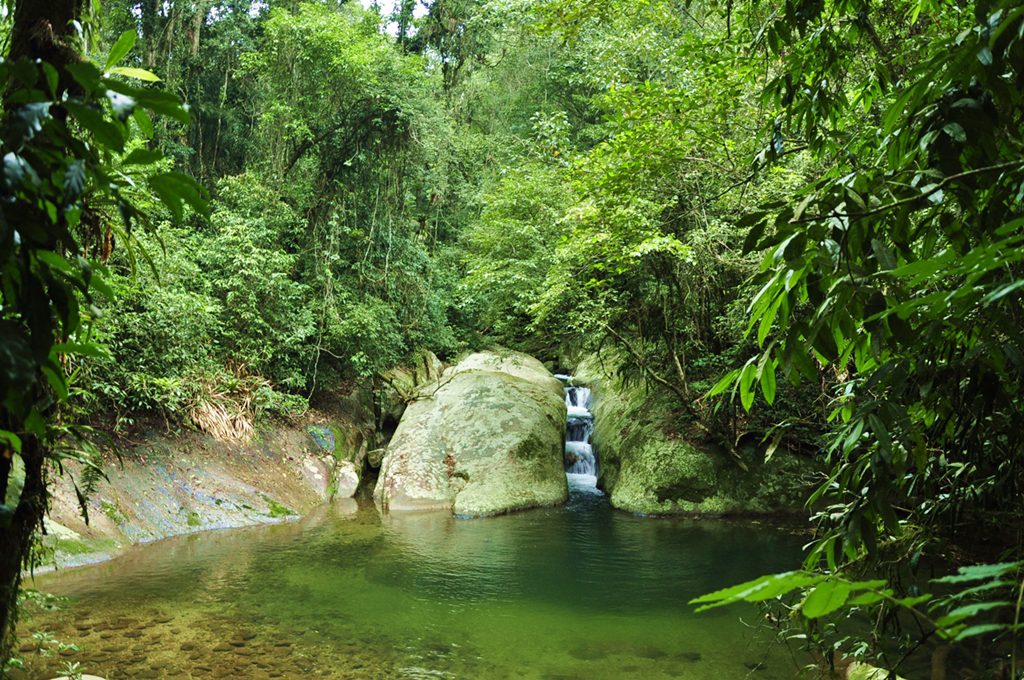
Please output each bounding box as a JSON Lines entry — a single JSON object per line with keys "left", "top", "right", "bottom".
{"left": 847, "top": 662, "right": 908, "bottom": 680}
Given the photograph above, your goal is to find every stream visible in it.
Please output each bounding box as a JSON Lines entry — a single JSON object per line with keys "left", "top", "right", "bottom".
{"left": 20, "top": 494, "right": 806, "bottom": 679}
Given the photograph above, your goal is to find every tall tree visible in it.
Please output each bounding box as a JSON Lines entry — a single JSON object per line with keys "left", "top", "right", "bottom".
{"left": 0, "top": 0, "right": 203, "bottom": 659}
{"left": 1, "top": 0, "right": 89, "bottom": 657}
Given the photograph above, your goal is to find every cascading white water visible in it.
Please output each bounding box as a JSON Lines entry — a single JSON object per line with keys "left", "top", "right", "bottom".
{"left": 558, "top": 377, "right": 602, "bottom": 494}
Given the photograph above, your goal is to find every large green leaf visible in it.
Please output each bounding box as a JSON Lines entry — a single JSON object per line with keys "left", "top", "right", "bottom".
{"left": 801, "top": 580, "right": 852, "bottom": 618}
{"left": 691, "top": 571, "right": 823, "bottom": 611}
{"left": 65, "top": 101, "right": 126, "bottom": 152}
{"left": 108, "top": 66, "right": 161, "bottom": 83}
{"left": 105, "top": 30, "right": 137, "bottom": 70}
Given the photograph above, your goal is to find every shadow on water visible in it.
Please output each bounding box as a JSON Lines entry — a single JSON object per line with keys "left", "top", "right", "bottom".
{"left": 22, "top": 491, "right": 811, "bottom": 679}
{"left": 373, "top": 489, "right": 803, "bottom": 614}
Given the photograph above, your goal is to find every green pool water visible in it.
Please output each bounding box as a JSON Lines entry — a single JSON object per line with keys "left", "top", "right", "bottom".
{"left": 20, "top": 491, "right": 811, "bottom": 679}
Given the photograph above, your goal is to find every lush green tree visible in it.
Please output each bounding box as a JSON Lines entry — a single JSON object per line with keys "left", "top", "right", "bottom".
{"left": 0, "top": 1, "right": 203, "bottom": 658}
{"left": 78, "top": 1, "right": 478, "bottom": 429}
{"left": 103, "top": 0, "right": 265, "bottom": 181}
{"left": 482, "top": 0, "right": 1024, "bottom": 672}
{"left": 668, "top": 0, "right": 1024, "bottom": 673}
{"left": 460, "top": 161, "right": 570, "bottom": 350}
{"left": 240, "top": 3, "right": 466, "bottom": 379}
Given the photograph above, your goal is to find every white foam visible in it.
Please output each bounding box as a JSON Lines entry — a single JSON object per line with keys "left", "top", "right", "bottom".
{"left": 566, "top": 473, "right": 603, "bottom": 494}
{"left": 567, "top": 405, "right": 592, "bottom": 419}
{"left": 565, "top": 441, "right": 591, "bottom": 456}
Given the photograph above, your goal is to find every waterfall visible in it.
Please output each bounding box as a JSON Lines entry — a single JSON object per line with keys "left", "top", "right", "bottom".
{"left": 558, "top": 376, "right": 602, "bottom": 494}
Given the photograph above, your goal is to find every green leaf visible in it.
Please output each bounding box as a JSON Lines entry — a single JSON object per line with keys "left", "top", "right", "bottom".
{"left": 739, "top": 361, "right": 757, "bottom": 412}
{"left": 0, "top": 430, "right": 23, "bottom": 454}
{"left": 759, "top": 358, "right": 777, "bottom": 405}
{"left": 24, "top": 410, "right": 45, "bottom": 438}
{"left": 981, "top": 279, "right": 1024, "bottom": 305}
{"left": 35, "top": 250, "right": 75, "bottom": 275}
{"left": 943, "top": 122, "right": 966, "bottom": 143}
{"left": 848, "top": 590, "right": 887, "bottom": 606}
{"left": 133, "top": 108, "right": 155, "bottom": 138}
{"left": 40, "top": 361, "right": 69, "bottom": 401}
{"left": 66, "top": 62, "right": 102, "bottom": 93}
{"left": 706, "top": 368, "right": 741, "bottom": 398}
{"left": 7, "top": 102, "right": 51, "bottom": 145}
{"left": 891, "top": 594, "right": 932, "bottom": 608}
{"left": 51, "top": 342, "right": 108, "bottom": 359}
{"left": 691, "top": 571, "right": 823, "bottom": 611}
{"left": 65, "top": 101, "right": 126, "bottom": 152}
{"left": 63, "top": 160, "right": 86, "bottom": 200}
{"left": 108, "top": 66, "right": 161, "bottom": 83}
{"left": 802, "top": 580, "right": 852, "bottom": 618}
{"left": 741, "top": 213, "right": 768, "bottom": 253}
{"left": 935, "top": 601, "right": 1011, "bottom": 628}
{"left": 763, "top": 429, "right": 783, "bottom": 463}
{"left": 933, "top": 562, "right": 1020, "bottom": 584}
{"left": 955, "top": 624, "right": 1006, "bottom": 641}
{"left": 42, "top": 62, "right": 59, "bottom": 98}
{"left": 757, "top": 292, "right": 784, "bottom": 346}
{"left": 88, "top": 271, "right": 115, "bottom": 300}
{"left": 148, "top": 172, "right": 209, "bottom": 221}
{"left": 123, "top": 148, "right": 163, "bottom": 166}
{"left": 106, "top": 30, "right": 138, "bottom": 70}
{"left": 842, "top": 419, "right": 865, "bottom": 453}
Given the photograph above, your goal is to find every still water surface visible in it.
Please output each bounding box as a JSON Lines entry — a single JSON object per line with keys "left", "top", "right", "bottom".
{"left": 24, "top": 491, "right": 808, "bottom": 679}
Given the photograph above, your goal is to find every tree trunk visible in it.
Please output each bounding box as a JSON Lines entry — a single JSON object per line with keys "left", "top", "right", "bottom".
{"left": 8, "top": 0, "right": 85, "bottom": 63}
{"left": 0, "top": 436, "right": 46, "bottom": 660}
{"left": 1, "top": 0, "right": 85, "bottom": 661}
{"left": 140, "top": 0, "right": 162, "bottom": 69}
{"left": 190, "top": 2, "right": 207, "bottom": 58}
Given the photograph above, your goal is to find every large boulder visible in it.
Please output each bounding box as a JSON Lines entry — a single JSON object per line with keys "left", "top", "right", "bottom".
{"left": 577, "top": 353, "right": 813, "bottom": 515}
{"left": 374, "top": 350, "right": 567, "bottom": 517}
{"left": 379, "top": 350, "right": 445, "bottom": 435}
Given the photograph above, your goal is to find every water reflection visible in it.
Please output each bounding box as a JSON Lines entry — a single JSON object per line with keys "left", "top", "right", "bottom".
{"left": 23, "top": 493, "right": 808, "bottom": 680}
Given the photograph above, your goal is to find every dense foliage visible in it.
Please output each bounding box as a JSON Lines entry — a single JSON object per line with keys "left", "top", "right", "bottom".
{"left": 0, "top": 1, "right": 204, "bottom": 660}
{"left": 2, "top": 0, "right": 1023, "bottom": 675}
{"left": 70, "top": 1, "right": 477, "bottom": 432}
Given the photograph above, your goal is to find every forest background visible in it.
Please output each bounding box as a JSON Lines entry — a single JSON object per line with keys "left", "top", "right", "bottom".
{"left": 1, "top": 0, "right": 1023, "bottom": 677}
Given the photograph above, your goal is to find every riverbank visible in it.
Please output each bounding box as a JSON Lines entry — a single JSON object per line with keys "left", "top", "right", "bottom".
{"left": 33, "top": 404, "right": 375, "bottom": 571}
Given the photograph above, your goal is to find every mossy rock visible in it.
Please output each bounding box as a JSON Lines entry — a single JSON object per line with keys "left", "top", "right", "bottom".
{"left": 374, "top": 350, "right": 567, "bottom": 517}
{"left": 578, "top": 353, "right": 813, "bottom": 515}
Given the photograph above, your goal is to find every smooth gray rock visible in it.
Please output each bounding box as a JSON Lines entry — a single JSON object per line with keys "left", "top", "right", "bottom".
{"left": 374, "top": 350, "right": 567, "bottom": 516}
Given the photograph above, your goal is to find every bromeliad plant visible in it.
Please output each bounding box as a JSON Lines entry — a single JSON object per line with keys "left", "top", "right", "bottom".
{"left": 0, "top": 17, "right": 206, "bottom": 659}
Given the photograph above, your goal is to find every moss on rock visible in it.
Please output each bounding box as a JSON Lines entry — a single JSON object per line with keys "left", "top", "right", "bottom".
{"left": 578, "top": 354, "right": 813, "bottom": 515}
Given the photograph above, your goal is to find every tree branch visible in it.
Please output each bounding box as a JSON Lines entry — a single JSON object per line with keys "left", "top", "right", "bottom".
{"left": 793, "top": 160, "right": 1024, "bottom": 224}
